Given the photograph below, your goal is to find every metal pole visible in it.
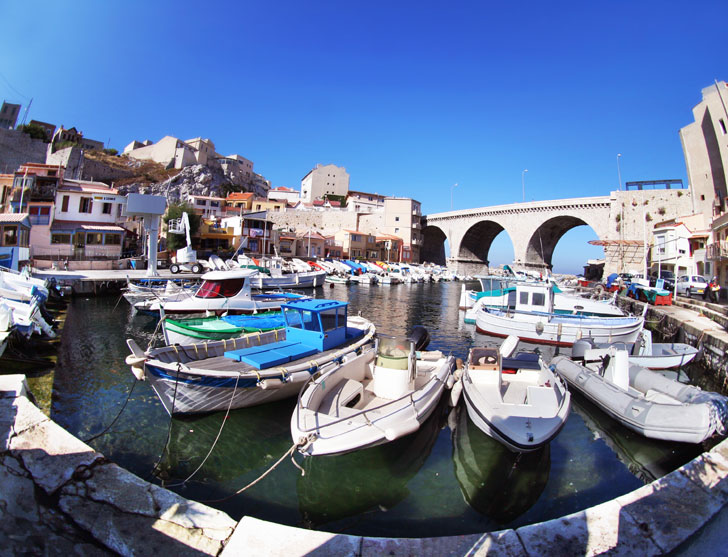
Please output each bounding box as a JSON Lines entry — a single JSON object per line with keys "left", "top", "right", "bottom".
{"left": 521, "top": 170, "right": 528, "bottom": 202}
{"left": 617, "top": 154, "right": 622, "bottom": 191}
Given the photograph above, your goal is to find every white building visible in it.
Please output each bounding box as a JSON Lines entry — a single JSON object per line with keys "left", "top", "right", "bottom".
{"left": 300, "top": 164, "right": 349, "bottom": 203}
{"left": 268, "top": 186, "right": 300, "bottom": 204}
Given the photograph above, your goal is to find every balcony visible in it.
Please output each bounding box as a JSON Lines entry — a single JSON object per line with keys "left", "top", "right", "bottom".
{"left": 707, "top": 241, "right": 728, "bottom": 261}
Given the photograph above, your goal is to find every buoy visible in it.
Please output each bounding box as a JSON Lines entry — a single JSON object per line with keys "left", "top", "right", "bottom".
{"left": 449, "top": 379, "right": 463, "bottom": 407}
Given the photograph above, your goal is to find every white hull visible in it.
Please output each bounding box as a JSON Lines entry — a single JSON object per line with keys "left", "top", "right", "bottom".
{"left": 552, "top": 354, "right": 728, "bottom": 443}
{"left": 292, "top": 349, "right": 454, "bottom": 456}
{"left": 250, "top": 270, "right": 326, "bottom": 289}
{"left": 475, "top": 308, "right": 643, "bottom": 347}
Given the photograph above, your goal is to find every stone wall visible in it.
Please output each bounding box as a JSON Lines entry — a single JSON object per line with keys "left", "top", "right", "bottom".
{"left": 267, "top": 210, "right": 359, "bottom": 236}
{"left": 0, "top": 128, "right": 47, "bottom": 173}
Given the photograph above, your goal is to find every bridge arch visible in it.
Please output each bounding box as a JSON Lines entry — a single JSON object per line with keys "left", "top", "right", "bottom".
{"left": 420, "top": 225, "right": 447, "bottom": 265}
{"left": 525, "top": 216, "right": 600, "bottom": 270}
{"left": 457, "top": 220, "right": 514, "bottom": 267}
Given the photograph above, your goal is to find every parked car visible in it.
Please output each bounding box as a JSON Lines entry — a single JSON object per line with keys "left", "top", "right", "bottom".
{"left": 649, "top": 270, "right": 676, "bottom": 290}
{"left": 676, "top": 275, "right": 708, "bottom": 297}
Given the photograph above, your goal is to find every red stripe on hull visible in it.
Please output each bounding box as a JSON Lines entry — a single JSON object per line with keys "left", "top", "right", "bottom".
{"left": 475, "top": 325, "right": 574, "bottom": 347}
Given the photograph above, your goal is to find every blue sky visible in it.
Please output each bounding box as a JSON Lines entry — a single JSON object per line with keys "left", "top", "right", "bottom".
{"left": 1, "top": 0, "right": 726, "bottom": 273}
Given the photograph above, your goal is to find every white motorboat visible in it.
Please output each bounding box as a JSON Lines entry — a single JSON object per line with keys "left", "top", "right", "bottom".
{"left": 577, "top": 329, "right": 699, "bottom": 370}
{"left": 243, "top": 256, "right": 326, "bottom": 289}
{"left": 126, "top": 299, "right": 375, "bottom": 415}
{"left": 551, "top": 345, "right": 728, "bottom": 444}
{"left": 122, "top": 278, "right": 196, "bottom": 307}
{"left": 143, "top": 268, "right": 308, "bottom": 316}
{"left": 460, "top": 336, "right": 571, "bottom": 452}
{"left": 291, "top": 330, "right": 455, "bottom": 456}
{"left": 474, "top": 282, "right": 644, "bottom": 347}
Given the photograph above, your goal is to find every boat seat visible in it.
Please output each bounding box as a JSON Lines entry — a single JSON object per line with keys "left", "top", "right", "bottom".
{"left": 224, "top": 340, "right": 318, "bottom": 369}
{"left": 319, "top": 379, "right": 364, "bottom": 417}
{"left": 644, "top": 389, "right": 682, "bottom": 406}
{"left": 502, "top": 354, "right": 541, "bottom": 371}
{"left": 526, "top": 385, "right": 559, "bottom": 410}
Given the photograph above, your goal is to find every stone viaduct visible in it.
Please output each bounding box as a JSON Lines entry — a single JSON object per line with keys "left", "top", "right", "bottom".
{"left": 421, "top": 196, "right": 614, "bottom": 276}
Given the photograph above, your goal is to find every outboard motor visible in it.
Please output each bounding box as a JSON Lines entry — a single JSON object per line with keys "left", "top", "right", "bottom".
{"left": 571, "top": 338, "right": 595, "bottom": 362}
{"left": 408, "top": 325, "right": 430, "bottom": 352}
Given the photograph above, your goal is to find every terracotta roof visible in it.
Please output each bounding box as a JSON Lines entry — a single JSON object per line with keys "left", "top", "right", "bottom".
{"left": 227, "top": 192, "right": 254, "bottom": 200}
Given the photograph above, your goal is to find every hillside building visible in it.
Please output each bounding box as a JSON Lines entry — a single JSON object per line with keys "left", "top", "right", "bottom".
{"left": 0, "top": 102, "right": 21, "bottom": 129}
{"left": 300, "top": 164, "right": 349, "bottom": 203}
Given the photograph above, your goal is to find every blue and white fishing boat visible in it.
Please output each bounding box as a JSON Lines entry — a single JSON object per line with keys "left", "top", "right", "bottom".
{"left": 162, "top": 312, "right": 286, "bottom": 345}
{"left": 126, "top": 299, "right": 375, "bottom": 415}
{"left": 474, "top": 283, "right": 644, "bottom": 347}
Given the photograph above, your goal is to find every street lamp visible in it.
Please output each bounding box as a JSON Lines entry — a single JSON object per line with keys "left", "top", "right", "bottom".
{"left": 521, "top": 169, "right": 528, "bottom": 202}
{"left": 451, "top": 183, "right": 458, "bottom": 210}
{"left": 617, "top": 153, "right": 623, "bottom": 191}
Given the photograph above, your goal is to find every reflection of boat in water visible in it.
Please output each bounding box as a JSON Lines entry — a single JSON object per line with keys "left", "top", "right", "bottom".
{"left": 452, "top": 406, "right": 550, "bottom": 524}
{"left": 569, "top": 391, "right": 705, "bottom": 483}
{"left": 296, "top": 396, "right": 447, "bottom": 528}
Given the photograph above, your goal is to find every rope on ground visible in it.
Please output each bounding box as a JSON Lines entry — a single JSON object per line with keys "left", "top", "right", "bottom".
{"left": 200, "top": 436, "right": 313, "bottom": 504}
{"left": 164, "top": 373, "right": 241, "bottom": 488}
{"left": 82, "top": 377, "right": 137, "bottom": 443}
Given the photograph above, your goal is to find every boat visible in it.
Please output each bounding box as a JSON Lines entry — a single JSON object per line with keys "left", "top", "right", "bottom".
{"left": 125, "top": 298, "right": 375, "bottom": 415}
{"left": 122, "top": 278, "right": 196, "bottom": 307}
{"left": 551, "top": 344, "right": 728, "bottom": 444}
{"left": 143, "top": 268, "right": 308, "bottom": 316}
{"left": 474, "top": 282, "right": 644, "bottom": 346}
{"left": 577, "top": 329, "right": 699, "bottom": 370}
{"left": 291, "top": 328, "right": 455, "bottom": 456}
{"left": 324, "top": 274, "right": 350, "bottom": 285}
{"left": 461, "top": 277, "right": 625, "bottom": 319}
{"left": 245, "top": 256, "right": 327, "bottom": 289}
{"left": 162, "top": 312, "right": 286, "bottom": 345}
{"left": 459, "top": 336, "right": 571, "bottom": 452}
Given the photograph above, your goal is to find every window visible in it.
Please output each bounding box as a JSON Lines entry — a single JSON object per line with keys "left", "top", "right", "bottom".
{"left": 61, "top": 195, "right": 69, "bottom": 212}
{"left": 532, "top": 292, "right": 546, "bottom": 306}
{"left": 85, "top": 233, "right": 103, "bottom": 245}
{"left": 395, "top": 216, "right": 400, "bottom": 222}
{"left": 102, "top": 203, "right": 112, "bottom": 214}
{"left": 28, "top": 205, "right": 51, "bottom": 225}
{"left": 519, "top": 291, "right": 529, "bottom": 305}
{"left": 197, "top": 199, "right": 207, "bottom": 206}
{"left": 79, "top": 197, "right": 93, "bottom": 213}
{"left": 2, "top": 225, "right": 18, "bottom": 246}
{"left": 104, "top": 234, "right": 121, "bottom": 245}
{"left": 720, "top": 119, "right": 727, "bottom": 135}
{"left": 51, "top": 234, "right": 71, "bottom": 244}
{"left": 195, "top": 278, "right": 244, "bottom": 298}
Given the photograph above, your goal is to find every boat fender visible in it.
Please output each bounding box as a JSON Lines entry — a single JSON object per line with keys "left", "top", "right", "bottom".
{"left": 449, "top": 380, "right": 463, "bottom": 407}
{"left": 416, "top": 350, "right": 444, "bottom": 361}
{"left": 384, "top": 418, "right": 420, "bottom": 441}
{"left": 446, "top": 374, "right": 456, "bottom": 390}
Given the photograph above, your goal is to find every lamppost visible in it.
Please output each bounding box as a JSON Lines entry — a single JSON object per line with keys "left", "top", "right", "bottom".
{"left": 521, "top": 169, "right": 528, "bottom": 202}
{"left": 617, "top": 153, "right": 623, "bottom": 191}
{"left": 451, "top": 183, "right": 458, "bottom": 210}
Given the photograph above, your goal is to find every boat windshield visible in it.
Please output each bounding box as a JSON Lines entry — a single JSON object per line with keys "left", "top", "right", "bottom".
{"left": 195, "top": 278, "right": 245, "bottom": 299}
{"left": 284, "top": 308, "right": 320, "bottom": 332}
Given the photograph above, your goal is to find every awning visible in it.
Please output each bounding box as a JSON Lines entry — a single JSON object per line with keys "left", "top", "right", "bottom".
{"left": 51, "top": 220, "right": 126, "bottom": 233}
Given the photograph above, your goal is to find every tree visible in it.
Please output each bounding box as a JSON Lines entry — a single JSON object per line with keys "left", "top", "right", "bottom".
{"left": 163, "top": 202, "right": 201, "bottom": 251}
{"left": 18, "top": 123, "right": 49, "bottom": 141}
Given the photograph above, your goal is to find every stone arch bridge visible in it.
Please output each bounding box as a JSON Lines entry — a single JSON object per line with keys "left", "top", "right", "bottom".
{"left": 421, "top": 196, "right": 612, "bottom": 275}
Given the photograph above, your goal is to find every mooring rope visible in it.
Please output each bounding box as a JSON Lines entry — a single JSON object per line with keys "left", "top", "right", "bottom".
{"left": 199, "top": 436, "right": 312, "bottom": 504}
{"left": 149, "top": 362, "right": 182, "bottom": 480}
{"left": 164, "top": 373, "right": 242, "bottom": 488}
{"left": 83, "top": 377, "right": 137, "bottom": 443}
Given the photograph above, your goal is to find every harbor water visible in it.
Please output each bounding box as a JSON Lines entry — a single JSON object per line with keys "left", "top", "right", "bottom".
{"left": 49, "top": 281, "right": 711, "bottom": 538}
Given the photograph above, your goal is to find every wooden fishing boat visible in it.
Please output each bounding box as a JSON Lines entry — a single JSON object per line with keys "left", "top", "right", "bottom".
{"left": 474, "top": 283, "right": 644, "bottom": 347}
{"left": 126, "top": 299, "right": 375, "bottom": 415}
{"left": 162, "top": 312, "right": 285, "bottom": 345}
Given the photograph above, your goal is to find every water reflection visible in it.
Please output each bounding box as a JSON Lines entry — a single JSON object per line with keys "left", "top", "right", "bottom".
{"left": 296, "top": 397, "right": 447, "bottom": 529}
{"left": 45, "top": 282, "right": 720, "bottom": 537}
{"left": 451, "top": 406, "right": 550, "bottom": 524}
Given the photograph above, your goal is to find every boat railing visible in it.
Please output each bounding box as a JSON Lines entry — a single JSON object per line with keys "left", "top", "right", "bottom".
{"left": 293, "top": 360, "right": 446, "bottom": 434}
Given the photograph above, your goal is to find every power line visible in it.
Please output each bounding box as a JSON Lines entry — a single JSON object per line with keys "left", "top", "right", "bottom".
{"left": 0, "top": 70, "right": 31, "bottom": 101}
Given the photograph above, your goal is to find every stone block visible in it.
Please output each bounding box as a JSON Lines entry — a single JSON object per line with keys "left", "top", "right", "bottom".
{"left": 516, "top": 499, "right": 659, "bottom": 556}
{"left": 11, "top": 394, "right": 49, "bottom": 435}
{"left": 0, "top": 375, "right": 28, "bottom": 399}
{"left": 679, "top": 452, "right": 728, "bottom": 501}
{"left": 59, "top": 492, "right": 223, "bottom": 556}
{"left": 9, "top": 418, "right": 101, "bottom": 493}
{"left": 360, "top": 530, "right": 524, "bottom": 556}
{"left": 79, "top": 462, "right": 235, "bottom": 537}
{"left": 222, "top": 516, "right": 361, "bottom": 557}
{"left": 616, "top": 468, "right": 725, "bottom": 553}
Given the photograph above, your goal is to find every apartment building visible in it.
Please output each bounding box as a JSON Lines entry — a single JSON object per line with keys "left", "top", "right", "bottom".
{"left": 0, "top": 102, "right": 21, "bottom": 129}
{"left": 300, "top": 164, "right": 349, "bottom": 203}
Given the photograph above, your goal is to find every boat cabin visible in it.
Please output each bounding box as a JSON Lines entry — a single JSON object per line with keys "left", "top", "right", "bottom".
{"left": 223, "top": 299, "right": 357, "bottom": 369}
{"left": 511, "top": 283, "right": 555, "bottom": 314}
{"left": 194, "top": 269, "right": 255, "bottom": 299}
